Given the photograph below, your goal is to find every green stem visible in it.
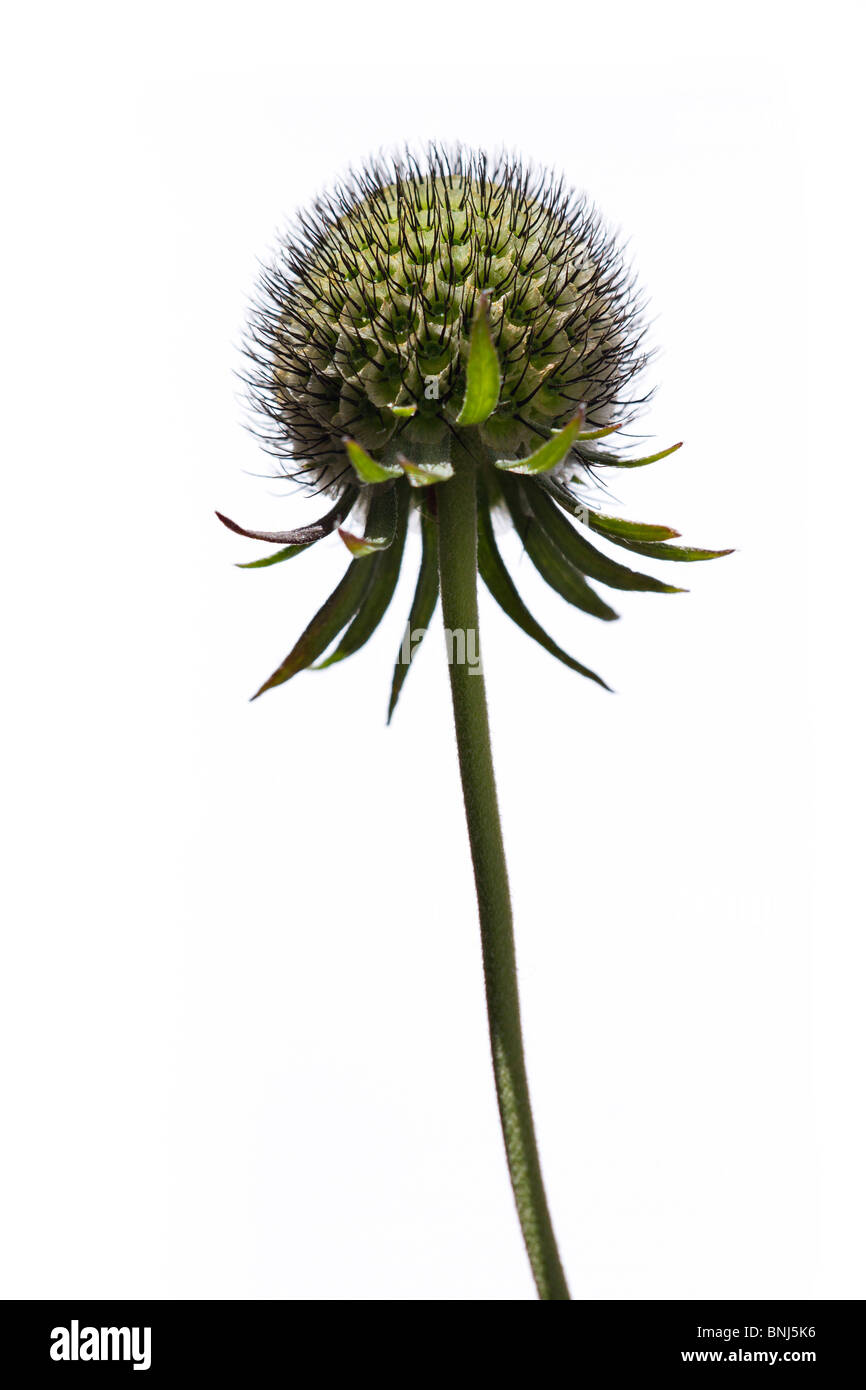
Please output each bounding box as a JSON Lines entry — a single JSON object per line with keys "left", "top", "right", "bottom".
{"left": 436, "top": 456, "right": 570, "bottom": 1301}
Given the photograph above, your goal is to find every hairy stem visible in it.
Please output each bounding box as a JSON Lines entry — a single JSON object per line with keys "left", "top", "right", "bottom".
{"left": 436, "top": 457, "right": 570, "bottom": 1301}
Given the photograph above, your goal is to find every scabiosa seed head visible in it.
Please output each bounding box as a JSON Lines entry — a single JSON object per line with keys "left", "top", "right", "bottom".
{"left": 218, "top": 144, "right": 731, "bottom": 710}
{"left": 245, "top": 145, "right": 647, "bottom": 490}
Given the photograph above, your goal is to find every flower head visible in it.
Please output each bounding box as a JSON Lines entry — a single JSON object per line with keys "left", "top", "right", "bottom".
{"left": 218, "top": 145, "right": 731, "bottom": 710}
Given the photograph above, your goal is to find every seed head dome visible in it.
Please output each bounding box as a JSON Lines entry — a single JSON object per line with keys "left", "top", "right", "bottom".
{"left": 245, "top": 146, "right": 647, "bottom": 490}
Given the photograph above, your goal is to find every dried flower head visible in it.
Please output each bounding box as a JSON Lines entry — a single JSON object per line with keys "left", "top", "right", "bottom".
{"left": 218, "top": 144, "right": 731, "bottom": 711}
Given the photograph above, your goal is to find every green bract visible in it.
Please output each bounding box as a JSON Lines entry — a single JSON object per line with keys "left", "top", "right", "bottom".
{"left": 219, "top": 146, "right": 731, "bottom": 712}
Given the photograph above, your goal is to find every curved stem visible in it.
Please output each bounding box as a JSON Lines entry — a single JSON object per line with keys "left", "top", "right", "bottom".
{"left": 436, "top": 457, "right": 570, "bottom": 1301}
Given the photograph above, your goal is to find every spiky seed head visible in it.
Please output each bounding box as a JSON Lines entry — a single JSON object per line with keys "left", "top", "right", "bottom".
{"left": 245, "top": 145, "right": 648, "bottom": 491}
{"left": 222, "top": 144, "right": 730, "bottom": 709}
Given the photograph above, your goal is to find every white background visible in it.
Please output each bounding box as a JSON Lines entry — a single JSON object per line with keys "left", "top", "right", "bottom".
{"left": 1, "top": 3, "right": 863, "bottom": 1300}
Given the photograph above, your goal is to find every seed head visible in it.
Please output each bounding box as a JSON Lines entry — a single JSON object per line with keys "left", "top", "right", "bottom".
{"left": 245, "top": 145, "right": 647, "bottom": 491}
{"left": 218, "top": 145, "right": 732, "bottom": 711}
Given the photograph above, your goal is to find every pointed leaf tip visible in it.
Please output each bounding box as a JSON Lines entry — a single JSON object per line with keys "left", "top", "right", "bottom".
{"left": 587, "top": 511, "right": 682, "bottom": 544}
{"left": 600, "top": 440, "right": 684, "bottom": 469}
{"left": 215, "top": 488, "right": 358, "bottom": 547}
{"left": 338, "top": 484, "right": 398, "bottom": 556}
{"left": 609, "top": 539, "right": 735, "bottom": 562}
{"left": 397, "top": 453, "right": 454, "bottom": 488}
{"left": 338, "top": 527, "right": 391, "bottom": 557}
{"left": 575, "top": 420, "right": 625, "bottom": 443}
{"left": 495, "top": 411, "right": 588, "bottom": 476}
{"left": 455, "top": 291, "right": 501, "bottom": 426}
{"left": 343, "top": 436, "right": 401, "bottom": 484}
{"left": 236, "top": 544, "right": 306, "bottom": 569}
